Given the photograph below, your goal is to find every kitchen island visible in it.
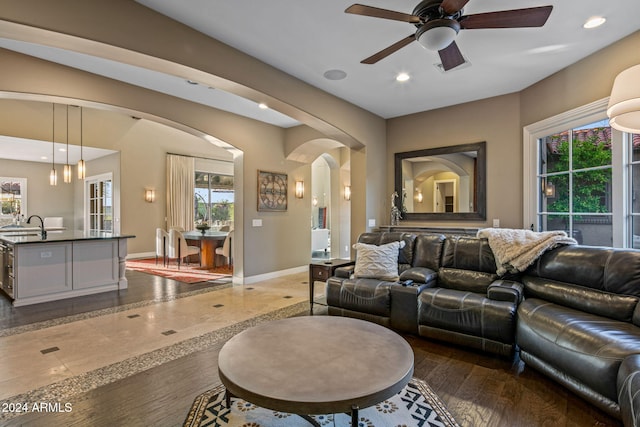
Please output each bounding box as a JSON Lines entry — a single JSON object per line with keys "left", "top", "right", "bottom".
{"left": 0, "top": 231, "right": 134, "bottom": 306}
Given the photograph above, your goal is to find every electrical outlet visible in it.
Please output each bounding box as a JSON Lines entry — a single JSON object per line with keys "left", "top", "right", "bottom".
{"left": 252, "top": 219, "right": 262, "bottom": 227}
{"left": 493, "top": 219, "right": 500, "bottom": 228}
{"left": 368, "top": 219, "right": 376, "bottom": 227}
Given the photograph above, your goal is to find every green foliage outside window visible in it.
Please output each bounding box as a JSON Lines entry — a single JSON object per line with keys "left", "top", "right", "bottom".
{"left": 547, "top": 132, "right": 611, "bottom": 215}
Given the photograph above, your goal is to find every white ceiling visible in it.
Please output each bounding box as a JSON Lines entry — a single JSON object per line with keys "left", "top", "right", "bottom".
{"left": 0, "top": 0, "right": 639, "bottom": 136}
{"left": 134, "top": 0, "right": 640, "bottom": 118}
{"left": 0, "top": 135, "right": 116, "bottom": 165}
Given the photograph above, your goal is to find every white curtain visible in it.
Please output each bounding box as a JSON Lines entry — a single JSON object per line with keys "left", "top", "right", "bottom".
{"left": 166, "top": 154, "right": 194, "bottom": 231}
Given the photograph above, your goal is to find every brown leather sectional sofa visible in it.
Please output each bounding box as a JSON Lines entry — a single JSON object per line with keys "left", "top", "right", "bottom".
{"left": 325, "top": 231, "right": 640, "bottom": 425}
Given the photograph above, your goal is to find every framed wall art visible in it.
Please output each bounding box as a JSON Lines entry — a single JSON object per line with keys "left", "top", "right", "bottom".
{"left": 257, "top": 170, "right": 288, "bottom": 212}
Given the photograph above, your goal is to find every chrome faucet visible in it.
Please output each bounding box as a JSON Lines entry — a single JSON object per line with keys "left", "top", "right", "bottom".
{"left": 27, "top": 215, "right": 47, "bottom": 239}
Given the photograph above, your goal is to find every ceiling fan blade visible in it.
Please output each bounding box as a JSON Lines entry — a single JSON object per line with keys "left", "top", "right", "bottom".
{"left": 438, "top": 41, "right": 465, "bottom": 71}
{"left": 440, "top": 0, "right": 470, "bottom": 15}
{"left": 345, "top": 4, "right": 420, "bottom": 24}
{"left": 361, "top": 34, "right": 416, "bottom": 64}
{"left": 460, "top": 5, "right": 553, "bottom": 29}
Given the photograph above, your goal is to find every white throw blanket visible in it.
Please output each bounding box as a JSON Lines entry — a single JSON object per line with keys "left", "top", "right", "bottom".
{"left": 477, "top": 228, "right": 578, "bottom": 276}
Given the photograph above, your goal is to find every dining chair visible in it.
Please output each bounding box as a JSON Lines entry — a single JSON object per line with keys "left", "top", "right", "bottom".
{"left": 168, "top": 228, "right": 200, "bottom": 269}
{"left": 43, "top": 217, "right": 64, "bottom": 229}
{"left": 215, "top": 230, "right": 233, "bottom": 268}
{"left": 155, "top": 228, "right": 169, "bottom": 266}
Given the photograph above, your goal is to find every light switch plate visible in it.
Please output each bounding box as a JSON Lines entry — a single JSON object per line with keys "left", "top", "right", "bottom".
{"left": 368, "top": 219, "right": 376, "bottom": 227}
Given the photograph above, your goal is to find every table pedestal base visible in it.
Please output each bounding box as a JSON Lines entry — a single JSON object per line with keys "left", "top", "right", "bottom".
{"left": 224, "top": 389, "right": 358, "bottom": 427}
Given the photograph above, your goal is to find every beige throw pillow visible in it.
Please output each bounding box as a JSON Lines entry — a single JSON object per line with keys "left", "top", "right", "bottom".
{"left": 353, "top": 240, "right": 406, "bottom": 281}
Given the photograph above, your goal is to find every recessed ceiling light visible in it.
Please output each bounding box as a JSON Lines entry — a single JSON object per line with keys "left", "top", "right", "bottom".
{"left": 396, "top": 72, "right": 410, "bottom": 82}
{"left": 258, "top": 103, "right": 268, "bottom": 110}
{"left": 583, "top": 16, "right": 606, "bottom": 29}
{"left": 323, "top": 69, "right": 347, "bottom": 80}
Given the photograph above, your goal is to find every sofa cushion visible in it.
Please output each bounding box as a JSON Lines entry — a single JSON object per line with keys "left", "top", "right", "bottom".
{"left": 325, "top": 277, "right": 393, "bottom": 317}
{"left": 441, "top": 235, "right": 497, "bottom": 274}
{"left": 412, "top": 233, "right": 446, "bottom": 271}
{"left": 618, "top": 354, "right": 640, "bottom": 427}
{"left": 526, "top": 245, "right": 640, "bottom": 298}
{"left": 418, "top": 288, "right": 517, "bottom": 345}
{"left": 438, "top": 267, "right": 498, "bottom": 293}
{"left": 353, "top": 240, "right": 406, "bottom": 281}
{"left": 522, "top": 276, "right": 639, "bottom": 322}
{"left": 517, "top": 298, "right": 640, "bottom": 402}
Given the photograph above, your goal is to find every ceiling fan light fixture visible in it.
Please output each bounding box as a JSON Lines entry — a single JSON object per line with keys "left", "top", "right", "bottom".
{"left": 416, "top": 19, "right": 460, "bottom": 51}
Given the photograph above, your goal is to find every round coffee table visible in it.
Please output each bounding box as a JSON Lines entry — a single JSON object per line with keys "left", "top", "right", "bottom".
{"left": 218, "top": 316, "right": 414, "bottom": 426}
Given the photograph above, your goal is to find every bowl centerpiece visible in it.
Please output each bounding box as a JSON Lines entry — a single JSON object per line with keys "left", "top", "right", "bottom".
{"left": 195, "top": 222, "right": 211, "bottom": 235}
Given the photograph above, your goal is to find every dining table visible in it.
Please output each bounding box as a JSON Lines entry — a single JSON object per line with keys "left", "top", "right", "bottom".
{"left": 183, "top": 230, "right": 228, "bottom": 268}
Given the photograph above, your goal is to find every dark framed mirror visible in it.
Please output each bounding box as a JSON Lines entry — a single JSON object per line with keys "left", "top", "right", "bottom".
{"left": 394, "top": 141, "right": 486, "bottom": 221}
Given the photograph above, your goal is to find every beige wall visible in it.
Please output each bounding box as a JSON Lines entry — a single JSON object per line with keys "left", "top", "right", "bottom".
{"left": 0, "top": 158, "right": 75, "bottom": 226}
{"left": 388, "top": 30, "right": 640, "bottom": 230}
{"left": 0, "top": 1, "right": 388, "bottom": 243}
{"left": 0, "top": 98, "right": 315, "bottom": 277}
{"left": 521, "top": 31, "right": 640, "bottom": 127}
{"left": 387, "top": 93, "right": 522, "bottom": 229}
{"left": 0, "top": 2, "right": 638, "bottom": 277}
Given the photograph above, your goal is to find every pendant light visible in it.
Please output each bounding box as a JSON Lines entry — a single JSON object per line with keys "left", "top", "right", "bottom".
{"left": 77, "top": 107, "right": 85, "bottom": 179}
{"left": 49, "top": 104, "right": 58, "bottom": 186}
{"left": 63, "top": 105, "right": 72, "bottom": 183}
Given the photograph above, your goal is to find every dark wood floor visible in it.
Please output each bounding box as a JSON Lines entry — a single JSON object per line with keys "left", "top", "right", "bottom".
{"left": 1, "top": 272, "right": 623, "bottom": 427}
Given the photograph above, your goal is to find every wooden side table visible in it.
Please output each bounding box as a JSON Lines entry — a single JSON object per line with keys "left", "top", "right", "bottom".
{"left": 308, "top": 259, "right": 353, "bottom": 314}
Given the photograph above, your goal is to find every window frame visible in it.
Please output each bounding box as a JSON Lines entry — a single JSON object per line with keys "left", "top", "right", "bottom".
{"left": 0, "top": 177, "right": 27, "bottom": 221}
{"left": 523, "top": 97, "right": 626, "bottom": 247}
{"left": 84, "top": 172, "right": 114, "bottom": 233}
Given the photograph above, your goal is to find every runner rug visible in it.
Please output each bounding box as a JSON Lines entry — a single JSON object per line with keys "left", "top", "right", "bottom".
{"left": 183, "top": 378, "right": 459, "bottom": 427}
{"left": 126, "top": 258, "right": 232, "bottom": 284}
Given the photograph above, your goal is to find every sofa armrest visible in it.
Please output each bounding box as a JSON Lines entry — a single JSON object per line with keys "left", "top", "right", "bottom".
{"left": 390, "top": 278, "right": 437, "bottom": 334}
{"left": 333, "top": 264, "right": 355, "bottom": 279}
{"left": 618, "top": 354, "right": 640, "bottom": 427}
{"left": 400, "top": 267, "right": 437, "bottom": 284}
{"left": 487, "top": 280, "right": 524, "bottom": 305}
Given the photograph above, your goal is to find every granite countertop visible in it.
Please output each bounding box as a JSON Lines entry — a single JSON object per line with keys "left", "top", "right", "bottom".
{"left": 0, "top": 230, "right": 135, "bottom": 245}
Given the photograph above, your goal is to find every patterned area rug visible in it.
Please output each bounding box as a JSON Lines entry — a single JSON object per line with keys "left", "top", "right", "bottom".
{"left": 183, "top": 378, "right": 459, "bottom": 427}
{"left": 126, "top": 258, "right": 232, "bottom": 284}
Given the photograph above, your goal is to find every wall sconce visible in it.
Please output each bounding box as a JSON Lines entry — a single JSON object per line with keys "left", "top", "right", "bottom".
{"left": 344, "top": 185, "right": 351, "bottom": 201}
{"left": 417, "top": 191, "right": 423, "bottom": 203}
{"left": 295, "top": 180, "right": 304, "bottom": 198}
{"left": 144, "top": 188, "right": 156, "bottom": 203}
{"left": 312, "top": 196, "right": 318, "bottom": 207}
{"left": 545, "top": 182, "right": 556, "bottom": 198}
{"left": 608, "top": 64, "right": 640, "bottom": 133}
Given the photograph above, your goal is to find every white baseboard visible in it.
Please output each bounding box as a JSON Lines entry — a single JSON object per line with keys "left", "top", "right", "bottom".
{"left": 126, "top": 253, "right": 308, "bottom": 286}
{"left": 241, "top": 265, "right": 308, "bottom": 285}
{"left": 127, "top": 251, "right": 156, "bottom": 260}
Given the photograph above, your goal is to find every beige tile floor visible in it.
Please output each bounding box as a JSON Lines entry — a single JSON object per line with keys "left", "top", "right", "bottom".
{"left": 0, "top": 272, "right": 317, "bottom": 401}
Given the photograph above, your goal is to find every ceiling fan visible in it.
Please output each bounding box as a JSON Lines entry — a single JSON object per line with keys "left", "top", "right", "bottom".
{"left": 345, "top": 0, "right": 553, "bottom": 71}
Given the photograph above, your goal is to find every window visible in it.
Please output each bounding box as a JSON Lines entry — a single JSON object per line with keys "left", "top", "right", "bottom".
{"left": 523, "top": 98, "right": 628, "bottom": 248}
{"left": 194, "top": 172, "right": 234, "bottom": 228}
{"left": 0, "top": 177, "right": 27, "bottom": 226}
{"left": 86, "top": 174, "right": 113, "bottom": 233}
{"left": 537, "top": 120, "right": 613, "bottom": 246}
{"left": 627, "top": 133, "right": 640, "bottom": 248}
